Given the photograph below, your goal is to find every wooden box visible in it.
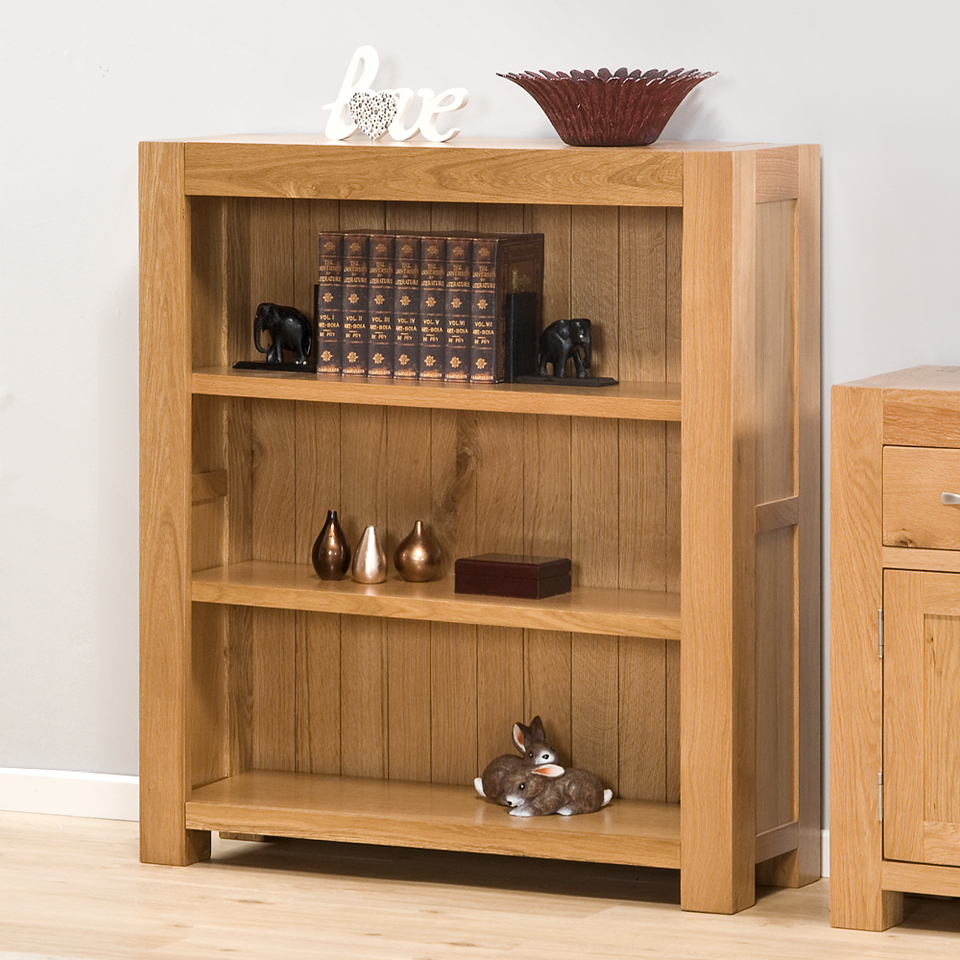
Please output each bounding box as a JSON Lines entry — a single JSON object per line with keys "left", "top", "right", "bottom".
{"left": 455, "top": 553, "right": 572, "bottom": 599}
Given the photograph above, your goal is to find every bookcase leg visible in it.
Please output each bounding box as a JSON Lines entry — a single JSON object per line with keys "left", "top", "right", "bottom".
{"left": 139, "top": 821, "right": 210, "bottom": 866}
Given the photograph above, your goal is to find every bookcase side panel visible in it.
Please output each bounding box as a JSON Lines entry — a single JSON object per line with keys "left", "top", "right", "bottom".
{"left": 140, "top": 140, "right": 209, "bottom": 865}
{"left": 753, "top": 199, "right": 799, "bottom": 846}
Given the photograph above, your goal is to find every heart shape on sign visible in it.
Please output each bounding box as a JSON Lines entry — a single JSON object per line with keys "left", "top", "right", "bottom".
{"left": 348, "top": 89, "right": 399, "bottom": 140}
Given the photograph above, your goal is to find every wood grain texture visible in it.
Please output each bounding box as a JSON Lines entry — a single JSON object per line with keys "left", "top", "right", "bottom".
{"left": 829, "top": 384, "right": 901, "bottom": 930}
{"left": 140, "top": 140, "right": 210, "bottom": 865}
{"left": 10, "top": 812, "right": 960, "bottom": 960}
{"left": 192, "top": 367, "right": 682, "bottom": 420}
{"left": 679, "top": 149, "right": 758, "bottom": 914}
{"left": 141, "top": 138, "right": 821, "bottom": 913}
{"left": 884, "top": 570, "right": 960, "bottom": 867}
{"left": 183, "top": 139, "right": 684, "bottom": 206}
{"left": 790, "top": 143, "right": 823, "bottom": 887}
{"left": 883, "top": 446, "right": 960, "bottom": 548}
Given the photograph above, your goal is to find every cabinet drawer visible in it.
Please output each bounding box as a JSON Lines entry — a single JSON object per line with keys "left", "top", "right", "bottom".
{"left": 883, "top": 446, "right": 960, "bottom": 548}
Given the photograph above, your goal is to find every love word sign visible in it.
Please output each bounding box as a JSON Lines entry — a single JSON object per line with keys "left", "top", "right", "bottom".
{"left": 323, "top": 46, "right": 469, "bottom": 143}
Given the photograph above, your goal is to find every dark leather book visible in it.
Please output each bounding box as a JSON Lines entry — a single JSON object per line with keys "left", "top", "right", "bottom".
{"left": 366, "top": 233, "right": 395, "bottom": 377}
{"left": 316, "top": 232, "right": 344, "bottom": 375}
{"left": 469, "top": 234, "right": 544, "bottom": 383}
{"left": 341, "top": 234, "right": 369, "bottom": 376}
{"left": 393, "top": 236, "right": 420, "bottom": 379}
{"left": 418, "top": 237, "right": 446, "bottom": 380}
{"left": 443, "top": 238, "right": 473, "bottom": 382}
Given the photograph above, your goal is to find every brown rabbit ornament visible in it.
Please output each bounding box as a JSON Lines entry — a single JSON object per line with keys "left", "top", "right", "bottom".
{"left": 474, "top": 715, "right": 558, "bottom": 805}
{"left": 502, "top": 763, "right": 613, "bottom": 816}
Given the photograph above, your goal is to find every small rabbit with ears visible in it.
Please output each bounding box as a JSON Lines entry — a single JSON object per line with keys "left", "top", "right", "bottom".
{"left": 474, "top": 716, "right": 558, "bottom": 804}
{"left": 502, "top": 763, "right": 613, "bottom": 816}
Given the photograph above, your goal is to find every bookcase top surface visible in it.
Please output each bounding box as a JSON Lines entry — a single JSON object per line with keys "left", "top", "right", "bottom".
{"left": 146, "top": 136, "right": 815, "bottom": 207}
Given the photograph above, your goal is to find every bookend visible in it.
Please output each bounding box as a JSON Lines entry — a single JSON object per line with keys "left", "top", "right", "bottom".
{"left": 234, "top": 301, "right": 318, "bottom": 373}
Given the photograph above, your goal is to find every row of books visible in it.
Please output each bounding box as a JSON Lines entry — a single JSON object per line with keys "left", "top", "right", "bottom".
{"left": 315, "top": 230, "right": 544, "bottom": 383}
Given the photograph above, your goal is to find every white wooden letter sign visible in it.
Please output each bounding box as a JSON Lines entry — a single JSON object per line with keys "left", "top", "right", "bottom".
{"left": 323, "top": 46, "right": 469, "bottom": 143}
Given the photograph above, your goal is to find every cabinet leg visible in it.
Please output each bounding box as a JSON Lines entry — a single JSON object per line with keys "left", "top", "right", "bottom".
{"left": 830, "top": 868, "right": 903, "bottom": 930}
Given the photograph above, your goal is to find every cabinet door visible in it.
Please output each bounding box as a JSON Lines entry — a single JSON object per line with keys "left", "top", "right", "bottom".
{"left": 884, "top": 569, "right": 960, "bottom": 865}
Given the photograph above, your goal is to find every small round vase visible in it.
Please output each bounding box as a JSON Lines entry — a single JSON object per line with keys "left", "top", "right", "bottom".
{"left": 394, "top": 520, "right": 442, "bottom": 582}
{"left": 311, "top": 510, "right": 351, "bottom": 580}
{"left": 351, "top": 525, "right": 388, "bottom": 584}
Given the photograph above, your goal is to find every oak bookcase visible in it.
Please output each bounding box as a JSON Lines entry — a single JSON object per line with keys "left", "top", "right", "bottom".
{"left": 831, "top": 367, "right": 960, "bottom": 930}
{"left": 139, "top": 136, "right": 821, "bottom": 914}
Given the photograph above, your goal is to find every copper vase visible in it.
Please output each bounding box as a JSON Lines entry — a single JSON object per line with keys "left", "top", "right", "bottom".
{"left": 311, "top": 509, "right": 351, "bottom": 580}
{"left": 351, "top": 525, "right": 388, "bottom": 584}
{"left": 394, "top": 520, "right": 442, "bottom": 582}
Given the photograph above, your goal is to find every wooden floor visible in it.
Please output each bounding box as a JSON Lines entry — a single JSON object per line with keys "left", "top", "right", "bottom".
{"left": 1, "top": 813, "right": 958, "bottom": 959}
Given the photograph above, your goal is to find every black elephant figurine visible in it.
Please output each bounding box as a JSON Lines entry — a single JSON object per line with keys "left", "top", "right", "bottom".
{"left": 538, "top": 318, "right": 592, "bottom": 378}
{"left": 254, "top": 302, "right": 313, "bottom": 366}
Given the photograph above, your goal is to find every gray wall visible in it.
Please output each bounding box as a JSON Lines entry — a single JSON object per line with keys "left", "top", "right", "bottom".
{"left": 2, "top": 1, "right": 959, "bottom": 827}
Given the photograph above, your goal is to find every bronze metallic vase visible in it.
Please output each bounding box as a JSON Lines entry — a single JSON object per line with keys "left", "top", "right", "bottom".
{"left": 351, "top": 525, "right": 388, "bottom": 584}
{"left": 394, "top": 520, "right": 442, "bottom": 582}
{"left": 312, "top": 510, "right": 351, "bottom": 580}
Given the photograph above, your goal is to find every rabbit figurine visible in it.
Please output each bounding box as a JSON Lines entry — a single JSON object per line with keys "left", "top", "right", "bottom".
{"left": 502, "top": 763, "right": 613, "bottom": 816}
{"left": 474, "top": 715, "right": 558, "bottom": 804}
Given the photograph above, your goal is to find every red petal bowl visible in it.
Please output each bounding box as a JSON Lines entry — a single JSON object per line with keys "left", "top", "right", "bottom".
{"left": 497, "top": 67, "right": 717, "bottom": 147}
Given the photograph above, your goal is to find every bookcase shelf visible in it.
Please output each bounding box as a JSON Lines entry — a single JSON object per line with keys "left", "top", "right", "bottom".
{"left": 192, "top": 367, "right": 682, "bottom": 421}
{"left": 192, "top": 561, "right": 681, "bottom": 639}
{"left": 185, "top": 770, "right": 681, "bottom": 869}
{"left": 141, "top": 135, "right": 821, "bottom": 915}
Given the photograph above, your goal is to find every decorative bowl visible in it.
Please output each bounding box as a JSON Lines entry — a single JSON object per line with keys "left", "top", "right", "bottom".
{"left": 497, "top": 67, "right": 717, "bottom": 147}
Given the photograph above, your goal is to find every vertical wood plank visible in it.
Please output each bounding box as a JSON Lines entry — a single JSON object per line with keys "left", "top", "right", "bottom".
{"left": 386, "top": 406, "right": 433, "bottom": 782}
{"left": 925, "top": 592, "right": 960, "bottom": 828}
{"left": 527, "top": 205, "right": 571, "bottom": 326}
{"left": 430, "top": 409, "right": 479, "bottom": 784}
{"left": 883, "top": 569, "right": 925, "bottom": 862}
{"left": 297, "top": 612, "right": 341, "bottom": 775}
{"left": 829, "top": 383, "right": 901, "bottom": 929}
{"left": 665, "top": 208, "right": 683, "bottom": 804}
{"left": 139, "top": 140, "right": 210, "bottom": 865}
{"left": 340, "top": 403, "right": 388, "bottom": 779}
{"left": 680, "top": 150, "right": 757, "bottom": 914}
{"left": 792, "top": 143, "right": 824, "bottom": 885}
{"left": 571, "top": 635, "right": 619, "bottom": 791}
{"left": 524, "top": 630, "right": 573, "bottom": 766}
{"left": 295, "top": 401, "right": 342, "bottom": 775}
{"left": 475, "top": 411, "right": 525, "bottom": 771}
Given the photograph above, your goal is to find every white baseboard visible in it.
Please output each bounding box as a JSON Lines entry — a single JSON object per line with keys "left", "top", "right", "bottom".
{"left": 0, "top": 768, "right": 139, "bottom": 821}
{"left": 821, "top": 828, "right": 830, "bottom": 878}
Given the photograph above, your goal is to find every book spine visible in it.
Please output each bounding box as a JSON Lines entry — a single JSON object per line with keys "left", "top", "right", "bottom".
{"left": 316, "top": 232, "right": 344, "bottom": 375}
{"left": 418, "top": 237, "right": 446, "bottom": 380}
{"left": 341, "top": 234, "right": 369, "bottom": 376}
{"left": 366, "top": 233, "right": 395, "bottom": 377}
{"left": 469, "top": 238, "right": 498, "bottom": 382}
{"left": 393, "top": 236, "right": 420, "bottom": 379}
{"left": 444, "top": 238, "right": 472, "bottom": 382}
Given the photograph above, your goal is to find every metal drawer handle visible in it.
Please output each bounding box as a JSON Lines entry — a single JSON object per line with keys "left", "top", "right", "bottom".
{"left": 942, "top": 492, "right": 960, "bottom": 505}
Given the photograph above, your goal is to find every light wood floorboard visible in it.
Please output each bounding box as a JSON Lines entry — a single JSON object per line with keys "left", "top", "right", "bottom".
{"left": 1, "top": 812, "right": 958, "bottom": 959}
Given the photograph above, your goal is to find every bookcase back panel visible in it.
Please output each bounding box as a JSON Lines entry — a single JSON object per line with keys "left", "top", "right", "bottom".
{"left": 201, "top": 399, "right": 679, "bottom": 586}
{"left": 190, "top": 604, "right": 679, "bottom": 802}
{"left": 189, "top": 197, "right": 682, "bottom": 386}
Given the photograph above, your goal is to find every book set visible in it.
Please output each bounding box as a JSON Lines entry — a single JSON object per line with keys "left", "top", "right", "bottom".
{"left": 315, "top": 230, "right": 544, "bottom": 383}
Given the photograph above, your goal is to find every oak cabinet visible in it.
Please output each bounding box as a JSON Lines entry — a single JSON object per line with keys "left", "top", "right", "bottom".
{"left": 831, "top": 367, "right": 960, "bottom": 930}
{"left": 140, "top": 136, "right": 821, "bottom": 914}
